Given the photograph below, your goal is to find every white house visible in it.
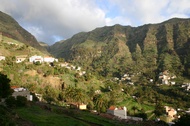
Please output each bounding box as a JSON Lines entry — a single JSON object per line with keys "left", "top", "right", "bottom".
{"left": 107, "top": 106, "right": 143, "bottom": 121}
{"left": 170, "top": 81, "right": 176, "bottom": 85}
{"left": 43, "top": 56, "right": 58, "bottom": 63}
{"left": 16, "top": 55, "right": 27, "bottom": 63}
{"left": 11, "top": 87, "right": 33, "bottom": 101}
{"left": 59, "top": 62, "right": 69, "bottom": 67}
{"left": 0, "top": 56, "right": 5, "bottom": 61}
{"left": 76, "top": 66, "right": 81, "bottom": 71}
{"left": 107, "top": 106, "right": 127, "bottom": 119}
{"left": 159, "top": 71, "right": 171, "bottom": 85}
{"left": 29, "top": 55, "right": 43, "bottom": 63}
{"left": 79, "top": 71, "right": 86, "bottom": 76}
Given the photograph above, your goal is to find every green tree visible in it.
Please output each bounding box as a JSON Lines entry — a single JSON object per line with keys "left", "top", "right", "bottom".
{"left": 0, "top": 105, "right": 16, "bottom": 126}
{"left": 5, "top": 96, "right": 16, "bottom": 108}
{"left": 43, "top": 86, "right": 58, "bottom": 104}
{"left": 154, "top": 102, "right": 165, "bottom": 117}
{"left": 64, "top": 87, "right": 88, "bottom": 106}
{"left": 16, "top": 96, "right": 27, "bottom": 107}
{"left": 94, "top": 94, "right": 109, "bottom": 113}
{"left": 0, "top": 73, "right": 12, "bottom": 99}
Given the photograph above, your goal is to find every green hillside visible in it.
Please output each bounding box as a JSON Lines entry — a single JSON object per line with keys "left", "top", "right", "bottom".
{"left": 49, "top": 19, "right": 190, "bottom": 79}
{"left": 1, "top": 11, "right": 190, "bottom": 125}
{"left": 0, "top": 35, "right": 47, "bottom": 57}
{"left": 0, "top": 11, "right": 47, "bottom": 53}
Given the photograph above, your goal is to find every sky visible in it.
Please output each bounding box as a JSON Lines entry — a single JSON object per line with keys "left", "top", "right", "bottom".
{"left": 0, "top": 0, "right": 190, "bottom": 45}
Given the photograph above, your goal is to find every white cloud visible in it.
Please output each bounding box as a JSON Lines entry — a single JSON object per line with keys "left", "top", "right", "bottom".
{"left": 166, "top": 0, "right": 190, "bottom": 18}
{"left": 0, "top": 0, "right": 190, "bottom": 44}
{"left": 0, "top": 0, "right": 106, "bottom": 45}
{"left": 107, "top": 0, "right": 190, "bottom": 25}
{"left": 105, "top": 17, "right": 131, "bottom": 26}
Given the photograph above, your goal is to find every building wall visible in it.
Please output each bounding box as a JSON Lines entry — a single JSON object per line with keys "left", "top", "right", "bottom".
{"left": 12, "top": 90, "right": 33, "bottom": 101}
{"left": 107, "top": 109, "right": 114, "bottom": 115}
{"left": 79, "top": 104, "right": 87, "bottom": 110}
{"left": 29, "top": 56, "right": 43, "bottom": 63}
{"left": 0, "top": 56, "right": 5, "bottom": 61}
{"left": 107, "top": 110, "right": 126, "bottom": 119}
{"left": 44, "top": 57, "right": 55, "bottom": 63}
{"left": 113, "top": 110, "right": 126, "bottom": 119}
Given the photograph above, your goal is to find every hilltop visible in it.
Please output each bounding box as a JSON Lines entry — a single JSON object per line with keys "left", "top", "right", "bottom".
{"left": 0, "top": 11, "right": 47, "bottom": 53}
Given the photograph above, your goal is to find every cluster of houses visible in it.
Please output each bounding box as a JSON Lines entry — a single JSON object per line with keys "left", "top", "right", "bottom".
{"left": 165, "top": 106, "right": 177, "bottom": 120}
{"left": 0, "top": 54, "right": 87, "bottom": 76}
{"left": 113, "top": 70, "right": 179, "bottom": 86}
{"left": 7, "top": 41, "right": 19, "bottom": 46}
{"left": 59, "top": 62, "right": 86, "bottom": 76}
{"left": 0, "top": 54, "right": 58, "bottom": 64}
{"left": 106, "top": 105, "right": 181, "bottom": 124}
{"left": 158, "top": 70, "right": 176, "bottom": 85}
{"left": 181, "top": 83, "right": 190, "bottom": 91}
{"left": 113, "top": 73, "right": 135, "bottom": 85}
{"left": 17, "top": 55, "right": 58, "bottom": 63}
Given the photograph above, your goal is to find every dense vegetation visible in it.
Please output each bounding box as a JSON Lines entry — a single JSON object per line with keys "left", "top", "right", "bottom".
{"left": 50, "top": 18, "right": 190, "bottom": 80}
{"left": 1, "top": 11, "right": 190, "bottom": 125}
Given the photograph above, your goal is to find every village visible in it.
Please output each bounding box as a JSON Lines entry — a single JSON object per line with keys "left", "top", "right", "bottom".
{"left": 0, "top": 41, "right": 190, "bottom": 125}
{"left": 1, "top": 54, "right": 190, "bottom": 125}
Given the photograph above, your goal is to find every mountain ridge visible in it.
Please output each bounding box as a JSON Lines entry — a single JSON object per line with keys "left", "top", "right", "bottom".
{"left": 0, "top": 11, "right": 47, "bottom": 53}
{"left": 49, "top": 17, "right": 190, "bottom": 78}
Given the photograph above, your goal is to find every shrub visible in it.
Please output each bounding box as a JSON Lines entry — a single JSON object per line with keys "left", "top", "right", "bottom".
{"left": 0, "top": 105, "right": 16, "bottom": 126}
{"left": 0, "top": 73, "right": 12, "bottom": 98}
{"left": 5, "top": 96, "right": 16, "bottom": 108}
{"left": 16, "top": 96, "right": 27, "bottom": 107}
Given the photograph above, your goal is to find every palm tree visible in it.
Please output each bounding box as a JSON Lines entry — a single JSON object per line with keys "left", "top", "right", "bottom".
{"left": 64, "top": 86, "right": 75, "bottom": 103}
{"left": 64, "top": 87, "right": 88, "bottom": 108}
{"left": 94, "top": 94, "right": 109, "bottom": 113}
{"left": 87, "top": 87, "right": 96, "bottom": 100}
{"left": 74, "top": 88, "right": 88, "bottom": 105}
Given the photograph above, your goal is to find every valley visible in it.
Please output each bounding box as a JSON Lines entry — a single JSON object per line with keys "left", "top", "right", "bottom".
{"left": 0, "top": 11, "right": 190, "bottom": 125}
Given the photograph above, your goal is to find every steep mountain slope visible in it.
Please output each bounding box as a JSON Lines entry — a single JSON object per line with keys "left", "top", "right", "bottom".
{"left": 49, "top": 18, "right": 190, "bottom": 78}
{"left": 0, "top": 11, "right": 47, "bottom": 53}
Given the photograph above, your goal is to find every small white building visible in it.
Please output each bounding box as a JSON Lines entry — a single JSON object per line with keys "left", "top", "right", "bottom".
{"left": 159, "top": 71, "right": 171, "bottom": 85}
{"left": 79, "top": 71, "right": 86, "bottom": 76}
{"left": 29, "top": 55, "right": 43, "bottom": 63}
{"left": 16, "top": 55, "right": 27, "bottom": 63}
{"left": 76, "top": 66, "right": 81, "bottom": 71}
{"left": 0, "top": 56, "right": 5, "bottom": 61}
{"left": 150, "top": 79, "right": 154, "bottom": 82}
{"left": 44, "top": 56, "right": 58, "bottom": 63}
{"left": 11, "top": 87, "right": 33, "bottom": 101}
{"left": 59, "top": 62, "right": 69, "bottom": 67}
{"left": 170, "top": 81, "right": 176, "bottom": 85}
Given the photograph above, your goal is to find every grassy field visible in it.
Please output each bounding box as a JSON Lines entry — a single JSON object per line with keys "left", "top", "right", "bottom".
{"left": 15, "top": 103, "right": 133, "bottom": 126}
{"left": 0, "top": 35, "right": 46, "bottom": 56}
{"left": 117, "top": 97, "right": 155, "bottom": 119}
{"left": 15, "top": 106, "right": 88, "bottom": 126}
